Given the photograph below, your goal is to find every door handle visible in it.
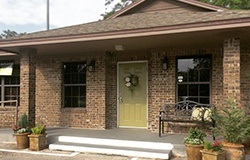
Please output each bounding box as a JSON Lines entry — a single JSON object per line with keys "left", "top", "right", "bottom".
{"left": 118, "top": 93, "right": 123, "bottom": 103}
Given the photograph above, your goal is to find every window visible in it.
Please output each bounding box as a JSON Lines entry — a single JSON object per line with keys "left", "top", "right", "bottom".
{"left": 63, "top": 62, "right": 86, "bottom": 108}
{"left": 177, "top": 56, "right": 211, "bottom": 104}
{"left": 0, "top": 65, "right": 20, "bottom": 107}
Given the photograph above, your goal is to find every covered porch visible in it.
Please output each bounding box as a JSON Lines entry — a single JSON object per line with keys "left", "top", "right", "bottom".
{"left": 0, "top": 127, "right": 215, "bottom": 159}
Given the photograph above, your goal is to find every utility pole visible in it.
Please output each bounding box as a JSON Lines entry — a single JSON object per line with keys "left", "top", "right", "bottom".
{"left": 47, "top": 0, "right": 50, "bottom": 30}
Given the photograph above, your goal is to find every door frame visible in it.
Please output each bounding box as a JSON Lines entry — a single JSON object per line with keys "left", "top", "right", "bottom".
{"left": 117, "top": 61, "right": 148, "bottom": 128}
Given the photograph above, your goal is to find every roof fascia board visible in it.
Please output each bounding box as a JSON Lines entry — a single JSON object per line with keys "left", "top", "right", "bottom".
{"left": 108, "top": 0, "right": 225, "bottom": 19}
{"left": 177, "top": 0, "right": 226, "bottom": 11}
{"left": 0, "top": 19, "right": 250, "bottom": 48}
{"left": 107, "top": 0, "right": 146, "bottom": 19}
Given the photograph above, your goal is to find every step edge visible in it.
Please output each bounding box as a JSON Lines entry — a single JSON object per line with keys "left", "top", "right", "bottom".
{"left": 49, "top": 144, "right": 171, "bottom": 159}
{"left": 58, "top": 136, "right": 174, "bottom": 150}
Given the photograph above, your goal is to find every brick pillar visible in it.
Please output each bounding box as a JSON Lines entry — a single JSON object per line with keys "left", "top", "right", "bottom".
{"left": 19, "top": 48, "right": 36, "bottom": 126}
{"left": 223, "top": 38, "right": 241, "bottom": 107}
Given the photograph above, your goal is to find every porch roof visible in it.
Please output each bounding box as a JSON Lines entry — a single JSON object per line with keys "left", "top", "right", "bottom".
{"left": 20, "top": 10, "right": 250, "bottom": 38}
{"left": 0, "top": 10, "right": 249, "bottom": 46}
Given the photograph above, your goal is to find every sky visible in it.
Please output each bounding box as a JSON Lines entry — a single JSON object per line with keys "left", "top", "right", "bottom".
{"left": 0, "top": 0, "right": 116, "bottom": 34}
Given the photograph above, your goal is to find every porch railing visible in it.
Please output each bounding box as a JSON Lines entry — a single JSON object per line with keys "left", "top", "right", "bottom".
{"left": 0, "top": 100, "right": 18, "bottom": 125}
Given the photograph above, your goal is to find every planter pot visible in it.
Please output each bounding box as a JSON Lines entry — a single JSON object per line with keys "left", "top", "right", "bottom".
{"left": 28, "top": 134, "right": 47, "bottom": 151}
{"left": 185, "top": 143, "right": 204, "bottom": 160}
{"left": 222, "top": 142, "right": 245, "bottom": 160}
{"left": 200, "top": 149, "right": 226, "bottom": 160}
{"left": 15, "top": 132, "right": 30, "bottom": 149}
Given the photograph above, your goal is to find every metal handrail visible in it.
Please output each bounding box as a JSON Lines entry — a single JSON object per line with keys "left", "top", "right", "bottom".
{"left": 0, "top": 100, "right": 18, "bottom": 125}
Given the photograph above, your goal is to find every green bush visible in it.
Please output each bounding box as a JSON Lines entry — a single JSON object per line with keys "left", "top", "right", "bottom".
{"left": 13, "top": 113, "right": 30, "bottom": 134}
{"left": 31, "top": 124, "right": 46, "bottom": 134}
{"left": 204, "top": 141, "right": 212, "bottom": 150}
{"left": 184, "top": 128, "right": 206, "bottom": 145}
{"left": 212, "top": 100, "right": 250, "bottom": 144}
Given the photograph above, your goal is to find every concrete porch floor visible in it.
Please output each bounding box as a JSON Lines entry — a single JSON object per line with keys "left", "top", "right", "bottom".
{"left": 0, "top": 127, "right": 216, "bottom": 159}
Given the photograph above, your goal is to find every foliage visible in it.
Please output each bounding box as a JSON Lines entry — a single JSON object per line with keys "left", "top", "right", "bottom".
{"left": 0, "top": 30, "right": 26, "bottom": 39}
{"left": 102, "top": 0, "right": 135, "bottom": 19}
{"left": 212, "top": 100, "right": 250, "bottom": 144}
{"left": 204, "top": 141, "right": 212, "bottom": 150}
{"left": 13, "top": 113, "right": 30, "bottom": 134}
{"left": 201, "top": 0, "right": 250, "bottom": 9}
{"left": 31, "top": 124, "right": 46, "bottom": 134}
{"left": 184, "top": 128, "right": 206, "bottom": 145}
{"left": 205, "top": 141, "right": 223, "bottom": 151}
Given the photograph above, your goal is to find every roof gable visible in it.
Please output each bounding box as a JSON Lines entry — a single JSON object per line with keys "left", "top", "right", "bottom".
{"left": 108, "top": 0, "right": 226, "bottom": 19}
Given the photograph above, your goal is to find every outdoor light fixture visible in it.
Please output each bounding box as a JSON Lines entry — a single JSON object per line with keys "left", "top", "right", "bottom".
{"left": 115, "top": 45, "right": 124, "bottom": 51}
{"left": 88, "top": 60, "right": 95, "bottom": 72}
{"left": 162, "top": 56, "right": 168, "bottom": 70}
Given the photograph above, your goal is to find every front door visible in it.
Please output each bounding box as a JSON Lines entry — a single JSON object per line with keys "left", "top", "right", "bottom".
{"left": 118, "top": 62, "right": 147, "bottom": 128}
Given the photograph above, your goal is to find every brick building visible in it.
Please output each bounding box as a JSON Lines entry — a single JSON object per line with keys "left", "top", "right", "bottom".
{"left": 0, "top": 0, "right": 250, "bottom": 133}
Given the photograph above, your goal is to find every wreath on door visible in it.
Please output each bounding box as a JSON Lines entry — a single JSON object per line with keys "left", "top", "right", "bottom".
{"left": 124, "top": 74, "right": 139, "bottom": 91}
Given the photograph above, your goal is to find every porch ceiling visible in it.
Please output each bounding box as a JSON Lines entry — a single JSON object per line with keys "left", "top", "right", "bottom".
{"left": 2, "top": 26, "right": 250, "bottom": 56}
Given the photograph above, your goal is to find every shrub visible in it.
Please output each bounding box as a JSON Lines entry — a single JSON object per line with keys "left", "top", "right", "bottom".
{"left": 184, "top": 128, "right": 206, "bottom": 145}
{"left": 212, "top": 100, "right": 250, "bottom": 144}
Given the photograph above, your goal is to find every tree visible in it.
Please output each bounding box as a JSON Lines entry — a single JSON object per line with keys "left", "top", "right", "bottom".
{"left": 201, "top": 0, "right": 250, "bottom": 9}
{"left": 0, "top": 30, "right": 26, "bottom": 39}
{"left": 102, "top": 0, "right": 135, "bottom": 19}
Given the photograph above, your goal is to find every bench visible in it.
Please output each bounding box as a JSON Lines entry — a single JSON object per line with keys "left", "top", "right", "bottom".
{"left": 159, "top": 100, "right": 215, "bottom": 139}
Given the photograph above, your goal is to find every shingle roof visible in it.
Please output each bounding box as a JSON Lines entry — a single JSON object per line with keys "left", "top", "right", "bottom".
{"left": 7, "top": 10, "right": 250, "bottom": 40}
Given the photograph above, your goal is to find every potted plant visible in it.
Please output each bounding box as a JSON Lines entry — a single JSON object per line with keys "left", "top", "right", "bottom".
{"left": 28, "top": 123, "right": 47, "bottom": 151}
{"left": 184, "top": 128, "right": 206, "bottom": 160}
{"left": 212, "top": 100, "right": 250, "bottom": 160}
{"left": 200, "top": 141, "right": 226, "bottom": 160}
{"left": 13, "top": 113, "right": 30, "bottom": 149}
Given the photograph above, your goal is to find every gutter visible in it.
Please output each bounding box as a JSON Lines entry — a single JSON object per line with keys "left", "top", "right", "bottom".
{"left": 0, "top": 18, "right": 250, "bottom": 48}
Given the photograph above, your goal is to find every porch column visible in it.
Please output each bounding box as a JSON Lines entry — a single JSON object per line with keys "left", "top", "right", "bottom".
{"left": 223, "top": 38, "right": 241, "bottom": 107}
{"left": 19, "top": 48, "right": 36, "bottom": 126}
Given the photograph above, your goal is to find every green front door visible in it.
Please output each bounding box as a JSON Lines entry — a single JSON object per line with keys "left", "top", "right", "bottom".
{"left": 118, "top": 62, "right": 147, "bottom": 128}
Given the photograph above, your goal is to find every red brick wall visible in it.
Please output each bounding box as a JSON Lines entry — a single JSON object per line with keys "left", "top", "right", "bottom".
{"left": 1, "top": 44, "right": 250, "bottom": 133}
{"left": 19, "top": 49, "right": 36, "bottom": 126}
{"left": 223, "top": 38, "right": 241, "bottom": 107}
{"left": 148, "top": 49, "right": 223, "bottom": 132}
{"left": 35, "top": 54, "right": 106, "bottom": 129}
{"left": 241, "top": 45, "right": 250, "bottom": 113}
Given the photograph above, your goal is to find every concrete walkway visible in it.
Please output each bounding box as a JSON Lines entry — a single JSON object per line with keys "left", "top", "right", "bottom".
{"left": 0, "top": 127, "right": 215, "bottom": 159}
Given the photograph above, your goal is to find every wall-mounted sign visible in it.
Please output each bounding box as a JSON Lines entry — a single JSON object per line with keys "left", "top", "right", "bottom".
{"left": 0, "top": 62, "right": 14, "bottom": 76}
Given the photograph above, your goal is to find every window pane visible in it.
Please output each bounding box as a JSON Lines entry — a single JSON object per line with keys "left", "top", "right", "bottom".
{"left": 200, "top": 69, "right": 210, "bottom": 82}
{"left": 64, "top": 97, "right": 71, "bottom": 107}
{"left": 200, "top": 84, "right": 210, "bottom": 96}
{"left": 79, "top": 97, "right": 86, "bottom": 107}
{"left": 189, "top": 98, "right": 198, "bottom": 102}
{"left": 177, "top": 57, "right": 211, "bottom": 104}
{"left": 199, "top": 58, "right": 211, "bottom": 69}
{"left": 64, "top": 86, "right": 71, "bottom": 97}
{"left": 178, "top": 84, "right": 187, "bottom": 97}
{"left": 72, "top": 86, "right": 79, "bottom": 96}
{"left": 63, "top": 62, "right": 86, "bottom": 108}
{"left": 200, "top": 98, "right": 209, "bottom": 104}
{"left": 79, "top": 74, "right": 86, "bottom": 84}
{"left": 72, "top": 97, "right": 78, "bottom": 107}
{"left": 189, "top": 84, "right": 198, "bottom": 96}
{"left": 189, "top": 69, "right": 198, "bottom": 82}
{"left": 80, "top": 86, "right": 86, "bottom": 96}
{"left": 64, "top": 74, "right": 70, "bottom": 84}
{"left": 71, "top": 74, "right": 79, "bottom": 84}
{"left": 4, "top": 87, "right": 20, "bottom": 106}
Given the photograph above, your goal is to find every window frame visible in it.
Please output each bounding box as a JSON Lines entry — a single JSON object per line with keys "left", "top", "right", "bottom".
{"left": 62, "top": 61, "right": 87, "bottom": 108}
{"left": 0, "top": 64, "right": 20, "bottom": 107}
{"left": 176, "top": 55, "right": 212, "bottom": 104}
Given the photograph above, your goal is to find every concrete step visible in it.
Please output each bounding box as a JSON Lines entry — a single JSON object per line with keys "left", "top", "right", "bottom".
{"left": 49, "top": 136, "right": 173, "bottom": 159}
{"left": 0, "top": 129, "right": 15, "bottom": 143}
